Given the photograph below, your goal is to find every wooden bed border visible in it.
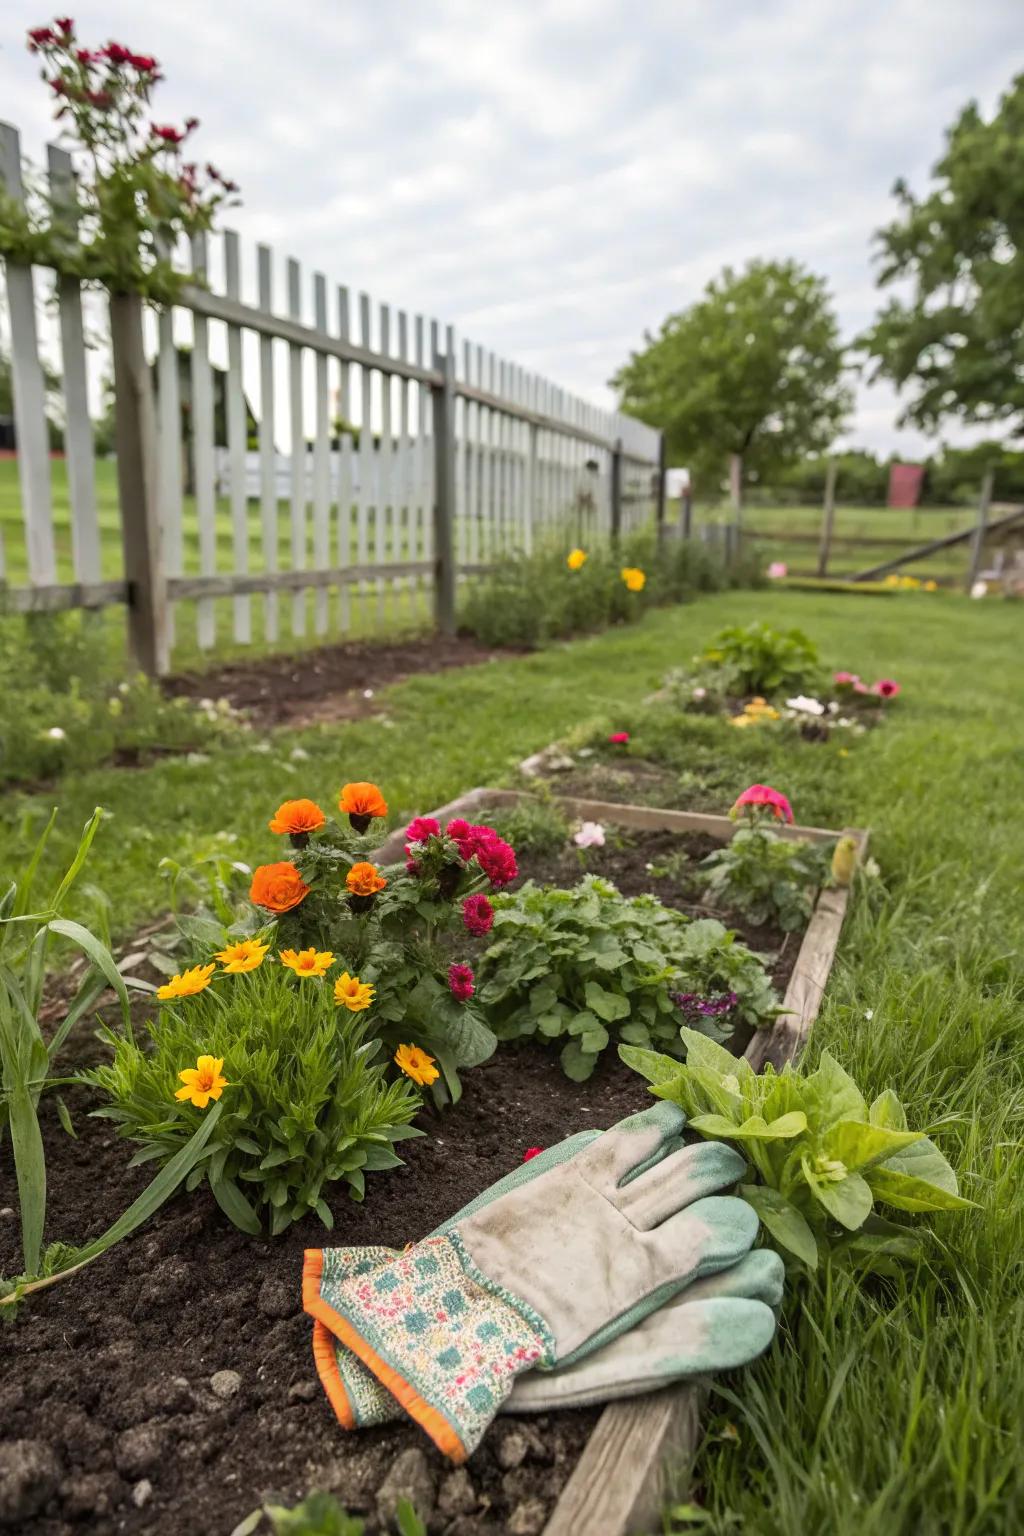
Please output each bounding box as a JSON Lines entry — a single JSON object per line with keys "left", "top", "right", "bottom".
{"left": 376, "top": 789, "right": 868, "bottom": 1535}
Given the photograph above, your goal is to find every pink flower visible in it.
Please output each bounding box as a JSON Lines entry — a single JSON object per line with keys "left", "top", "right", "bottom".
{"left": 608, "top": 732, "right": 630, "bottom": 745}
{"left": 448, "top": 963, "right": 475, "bottom": 1002}
{"left": 573, "top": 821, "right": 605, "bottom": 849}
{"left": 871, "top": 679, "right": 901, "bottom": 700}
{"left": 853, "top": 680, "right": 870, "bottom": 694}
{"left": 522, "top": 1147, "right": 543, "bottom": 1162}
{"left": 767, "top": 562, "right": 788, "bottom": 579}
{"left": 471, "top": 828, "right": 518, "bottom": 888}
{"left": 833, "top": 671, "right": 859, "bottom": 686}
{"left": 405, "top": 816, "right": 440, "bottom": 847}
{"left": 731, "top": 784, "right": 794, "bottom": 824}
{"left": 446, "top": 818, "right": 472, "bottom": 840}
{"left": 462, "top": 893, "right": 494, "bottom": 936}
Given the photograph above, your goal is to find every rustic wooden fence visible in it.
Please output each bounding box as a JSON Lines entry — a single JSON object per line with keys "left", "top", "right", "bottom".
{"left": 0, "top": 120, "right": 663, "bottom": 673}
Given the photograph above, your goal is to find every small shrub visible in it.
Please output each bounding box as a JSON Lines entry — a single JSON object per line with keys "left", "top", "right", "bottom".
{"left": 697, "top": 826, "right": 831, "bottom": 931}
{"left": 708, "top": 621, "right": 820, "bottom": 697}
{"left": 483, "top": 797, "right": 571, "bottom": 856}
{"left": 87, "top": 960, "right": 422, "bottom": 1236}
{"left": 476, "top": 874, "right": 778, "bottom": 1079}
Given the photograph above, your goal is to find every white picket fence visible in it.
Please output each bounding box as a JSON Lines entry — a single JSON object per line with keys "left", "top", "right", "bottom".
{"left": 0, "top": 118, "right": 663, "bottom": 671}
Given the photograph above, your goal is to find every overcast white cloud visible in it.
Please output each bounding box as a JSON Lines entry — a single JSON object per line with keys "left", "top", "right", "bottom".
{"left": 3, "top": 0, "right": 1022, "bottom": 457}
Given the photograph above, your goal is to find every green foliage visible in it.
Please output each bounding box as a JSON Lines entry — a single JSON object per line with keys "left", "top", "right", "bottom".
{"left": 234, "top": 1492, "right": 369, "bottom": 1536}
{"left": 704, "top": 621, "right": 821, "bottom": 698}
{"left": 623, "top": 1030, "right": 972, "bottom": 1271}
{"left": 697, "top": 827, "right": 832, "bottom": 931}
{"left": 86, "top": 960, "right": 422, "bottom": 1235}
{"left": 458, "top": 530, "right": 748, "bottom": 649}
{"left": 612, "top": 260, "right": 852, "bottom": 488}
{"left": 0, "top": 807, "right": 215, "bottom": 1306}
{"left": 863, "top": 73, "right": 1024, "bottom": 436}
{"left": 477, "top": 875, "right": 778, "bottom": 1079}
{"left": 0, "top": 611, "right": 232, "bottom": 787}
{"left": 483, "top": 798, "right": 572, "bottom": 857}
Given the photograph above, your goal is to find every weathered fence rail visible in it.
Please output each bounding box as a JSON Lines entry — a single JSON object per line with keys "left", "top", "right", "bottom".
{"left": 0, "top": 119, "right": 662, "bottom": 672}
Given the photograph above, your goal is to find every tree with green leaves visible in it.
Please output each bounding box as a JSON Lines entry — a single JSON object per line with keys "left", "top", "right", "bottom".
{"left": 863, "top": 73, "right": 1024, "bottom": 438}
{"left": 611, "top": 259, "right": 851, "bottom": 493}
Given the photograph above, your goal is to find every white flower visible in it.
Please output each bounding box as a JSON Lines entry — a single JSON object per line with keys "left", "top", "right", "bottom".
{"left": 692, "top": 686, "right": 707, "bottom": 701}
{"left": 864, "top": 857, "right": 881, "bottom": 879}
{"left": 576, "top": 747, "right": 595, "bottom": 758}
{"left": 363, "top": 688, "right": 374, "bottom": 699}
{"left": 827, "top": 701, "right": 840, "bottom": 715}
{"left": 118, "top": 681, "right": 131, "bottom": 695}
{"left": 786, "top": 695, "right": 825, "bottom": 716}
{"left": 864, "top": 1008, "right": 874, "bottom": 1021}
{"left": 185, "top": 752, "right": 210, "bottom": 766}
{"left": 45, "top": 726, "right": 67, "bottom": 741}
{"left": 290, "top": 746, "right": 310, "bottom": 762}
{"left": 199, "top": 697, "right": 215, "bottom": 711}
{"left": 971, "top": 580, "right": 987, "bottom": 599}
{"left": 252, "top": 742, "right": 272, "bottom": 755}
{"left": 574, "top": 821, "right": 606, "bottom": 849}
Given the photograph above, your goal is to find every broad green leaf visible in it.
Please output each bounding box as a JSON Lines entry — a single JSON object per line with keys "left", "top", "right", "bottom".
{"left": 740, "top": 1182, "right": 818, "bottom": 1269}
{"left": 690, "top": 1111, "right": 806, "bottom": 1142}
{"left": 869, "top": 1089, "right": 909, "bottom": 1131}
{"left": 678, "top": 1025, "right": 752, "bottom": 1080}
{"left": 578, "top": 1024, "right": 609, "bottom": 1054}
{"left": 867, "top": 1138, "right": 975, "bottom": 1211}
{"left": 561, "top": 1039, "right": 598, "bottom": 1081}
{"left": 536, "top": 1011, "right": 565, "bottom": 1038}
{"left": 584, "top": 980, "right": 630, "bottom": 1022}
{"left": 822, "top": 1120, "right": 923, "bottom": 1174}
{"left": 801, "top": 1051, "right": 867, "bottom": 1125}
{"left": 805, "top": 1165, "right": 874, "bottom": 1230}
{"left": 619, "top": 1044, "right": 686, "bottom": 1086}
{"left": 8, "top": 1078, "right": 45, "bottom": 1274}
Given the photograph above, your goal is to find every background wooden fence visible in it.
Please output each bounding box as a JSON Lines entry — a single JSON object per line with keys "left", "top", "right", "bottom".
{"left": 0, "top": 119, "right": 663, "bottom": 674}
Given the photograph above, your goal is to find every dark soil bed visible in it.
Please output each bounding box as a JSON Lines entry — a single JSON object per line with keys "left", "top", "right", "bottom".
{"left": 164, "top": 635, "right": 522, "bottom": 731}
{"left": 0, "top": 1027, "right": 649, "bottom": 1536}
{"left": 513, "top": 826, "right": 800, "bottom": 1001}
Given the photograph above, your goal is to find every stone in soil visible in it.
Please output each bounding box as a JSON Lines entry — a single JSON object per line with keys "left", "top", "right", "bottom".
{"left": 507, "top": 1497, "right": 549, "bottom": 1535}
{"left": 375, "top": 1447, "right": 437, "bottom": 1529}
{"left": 0, "top": 1440, "right": 61, "bottom": 1527}
{"left": 114, "top": 1424, "right": 170, "bottom": 1481}
{"left": 210, "top": 1370, "right": 244, "bottom": 1400}
{"left": 437, "top": 1467, "right": 477, "bottom": 1519}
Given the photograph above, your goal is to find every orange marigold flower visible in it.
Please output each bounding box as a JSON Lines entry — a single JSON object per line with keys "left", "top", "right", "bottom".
{"left": 250, "top": 861, "right": 310, "bottom": 914}
{"left": 175, "top": 1053, "right": 228, "bottom": 1108}
{"left": 215, "top": 938, "right": 269, "bottom": 974}
{"left": 268, "top": 798, "right": 326, "bottom": 838}
{"left": 280, "top": 946, "right": 335, "bottom": 978}
{"left": 567, "top": 548, "right": 587, "bottom": 571}
{"left": 333, "top": 971, "right": 375, "bottom": 1012}
{"left": 394, "top": 1043, "right": 440, "bottom": 1087}
{"left": 338, "top": 782, "right": 388, "bottom": 832}
{"left": 157, "top": 963, "right": 216, "bottom": 1001}
{"left": 346, "top": 861, "right": 388, "bottom": 897}
{"left": 621, "top": 566, "right": 646, "bottom": 593}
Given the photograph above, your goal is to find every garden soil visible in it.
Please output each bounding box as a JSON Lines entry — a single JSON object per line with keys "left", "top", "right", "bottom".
{"left": 0, "top": 831, "right": 799, "bottom": 1536}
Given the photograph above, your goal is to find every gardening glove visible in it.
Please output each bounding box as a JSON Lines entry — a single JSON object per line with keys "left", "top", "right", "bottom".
{"left": 309, "top": 1144, "right": 781, "bottom": 1428}
{"left": 304, "top": 1102, "right": 753, "bottom": 1461}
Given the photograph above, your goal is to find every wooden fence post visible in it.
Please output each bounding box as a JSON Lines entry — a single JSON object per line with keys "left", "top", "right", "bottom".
{"left": 109, "top": 292, "right": 169, "bottom": 675}
{"left": 655, "top": 433, "right": 667, "bottom": 546}
{"left": 965, "top": 470, "right": 994, "bottom": 593}
{"left": 610, "top": 437, "right": 623, "bottom": 547}
{"left": 817, "top": 458, "right": 838, "bottom": 577}
{"left": 729, "top": 452, "right": 743, "bottom": 529}
{"left": 431, "top": 323, "right": 457, "bottom": 635}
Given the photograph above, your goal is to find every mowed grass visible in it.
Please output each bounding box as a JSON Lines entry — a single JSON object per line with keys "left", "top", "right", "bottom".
{"left": 1, "top": 587, "right": 1021, "bottom": 1533}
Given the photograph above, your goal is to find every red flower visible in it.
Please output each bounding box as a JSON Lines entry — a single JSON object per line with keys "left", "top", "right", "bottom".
{"left": 448, "top": 963, "right": 475, "bottom": 1002}
{"left": 462, "top": 893, "right": 494, "bottom": 936}
{"left": 731, "top": 784, "right": 794, "bottom": 824}
{"left": 87, "top": 89, "right": 113, "bottom": 108}
{"left": 608, "top": 731, "right": 630, "bottom": 745}
{"left": 185, "top": 115, "right": 199, "bottom": 130}
{"left": 522, "top": 1147, "right": 543, "bottom": 1162}
{"left": 129, "top": 52, "right": 158, "bottom": 71}
{"left": 102, "top": 41, "right": 131, "bottom": 63}
{"left": 405, "top": 816, "right": 440, "bottom": 847}
{"left": 150, "top": 123, "right": 184, "bottom": 144}
{"left": 871, "top": 679, "right": 901, "bottom": 700}
{"left": 56, "top": 17, "right": 74, "bottom": 33}
{"left": 28, "top": 26, "right": 56, "bottom": 47}
{"left": 471, "top": 827, "right": 518, "bottom": 888}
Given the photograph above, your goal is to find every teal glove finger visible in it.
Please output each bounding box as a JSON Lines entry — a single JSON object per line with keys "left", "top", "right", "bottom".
{"left": 314, "top": 1105, "right": 749, "bottom": 1462}
{"left": 306, "top": 1129, "right": 604, "bottom": 1429}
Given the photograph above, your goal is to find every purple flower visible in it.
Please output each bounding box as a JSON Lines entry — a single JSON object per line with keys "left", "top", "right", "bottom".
{"left": 671, "top": 990, "right": 738, "bottom": 1021}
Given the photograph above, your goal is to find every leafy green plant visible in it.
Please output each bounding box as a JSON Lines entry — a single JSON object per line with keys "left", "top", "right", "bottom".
{"left": 483, "top": 796, "right": 572, "bottom": 856}
{"left": 622, "top": 1030, "right": 973, "bottom": 1270}
{"left": 697, "top": 827, "right": 832, "bottom": 931}
{"left": 233, "top": 1492, "right": 425, "bottom": 1536}
{"left": 477, "top": 875, "right": 779, "bottom": 1079}
{"left": 86, "top": 959, "right": 422, "bottom": 1236}
{"left": 704, "top": 621, "right": 820, "bottom": 698}
{"left": 0, "top": 807, "right": 216, "bottom": 1307}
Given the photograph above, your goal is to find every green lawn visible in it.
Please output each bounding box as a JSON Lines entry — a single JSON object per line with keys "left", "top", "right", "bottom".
{"left": 1, "top": 587, "right": 1021, "bottom": 1532}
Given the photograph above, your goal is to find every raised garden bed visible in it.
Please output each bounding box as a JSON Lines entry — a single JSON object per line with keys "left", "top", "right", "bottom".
{"left": 376, "top": 786, "right": 868, "bottom": 1535}
{"left": 1, "top": 790, "right": 863, "bottom": 1536}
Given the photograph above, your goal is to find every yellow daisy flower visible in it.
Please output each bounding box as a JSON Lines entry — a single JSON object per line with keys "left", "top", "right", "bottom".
{"left": 280, "top": 947, "right": 335, "bottom": 978}
{"left": 157, "top": 963, "right": 216, "bottom": 1001}
{"left": 174, "top": 1054, "right": 228, "bottom": 1108}
{"left": 394, "top": 1043, "right": 440, "bottom": 1087}
{"left": 215, "top": 938, "right": 270, "bottom": 974}
{"left": 333, "top": 972, "right": 375, "bottom": 1011}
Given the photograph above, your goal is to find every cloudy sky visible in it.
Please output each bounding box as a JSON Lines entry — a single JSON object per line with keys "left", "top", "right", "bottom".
{"left": 3, "top": 0, "right": 1022, "bottom": 457}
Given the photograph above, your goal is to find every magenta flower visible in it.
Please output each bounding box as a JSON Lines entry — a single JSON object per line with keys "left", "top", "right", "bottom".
{"left": 448, "top": 963, "right": 475, "bottom": 1002}
{"left": 833, "top": 671, "right": 859, "bottom": 686}
{"left": 731, "top": 783, "right": 794, "bottom": 824}
{"left": 871, "top": 679, "right": 901, "bottom": 700}
{"left": 405, "top": 816, "right": 440, "bottom": 847}
{"left": 462, "top": 893, "right": 494, "bottom": 936}
{"left": 522, "top": 1147, "right": 543, "bottom": 1162}
{"left": 608, "top": 732, "right": 630, "bottom": 745}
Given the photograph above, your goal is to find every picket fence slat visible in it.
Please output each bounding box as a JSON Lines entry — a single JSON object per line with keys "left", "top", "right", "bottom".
{"left": 156, "top": 236, "right": 184, "bottom": 649}
{"left": 336, "top": 284, "right": 353, "bottom": 633}
{"left": 189, "top": 232, "right": 217, "bottom": 649}
{"left": 224, "top": 229, "right": 251, "bottom": 644}
{"left": 46, "top": 145, "right": 100, "bottom": 587}
{"left": 287, "top": 256, "right": 307, "bottom": 637}
{"left": 256, "top": 243, "right": 280, "bottom": 642}
{"left": 312, "top": 272, "right": 331, "bottom": 636}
